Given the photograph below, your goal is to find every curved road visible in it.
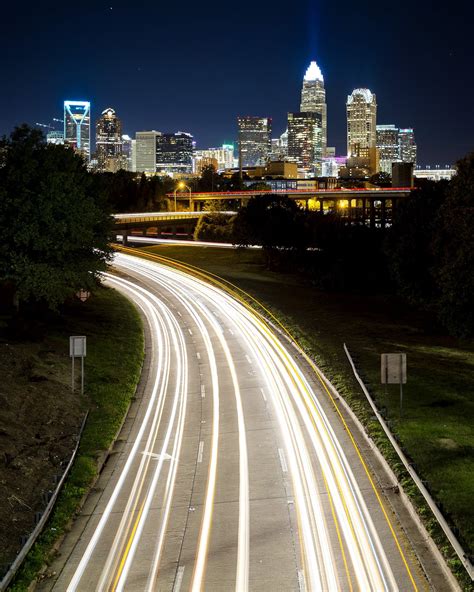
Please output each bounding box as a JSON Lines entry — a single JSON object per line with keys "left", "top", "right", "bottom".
{"left": 42, "top": 252, "right": 429, "bottom": 591}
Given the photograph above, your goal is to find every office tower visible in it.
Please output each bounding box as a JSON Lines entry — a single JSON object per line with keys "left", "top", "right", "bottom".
{"left": 300, "top": 61, "right": 327, "bottom": 156}
{"left": 376, "top": 124, "right": 400, "bottom": 175}
{"left": 156, "top": 132, "right": 194, "bottom": 175}
{"left": 237, "top": 116, "right": 272, "bottom": 167}
{"left": 399, "top": 128, "right": 417, "bottom": 167}
{"left": 347, "top": 89, "right": 377, "bottom": 155}
{"left": 287, "top": 112, "right": 323, "bottom": 175}
{"left": 46, "top": 130, "right": 64, "bottom": 145}
{"left": 136, "top": 131, "right": 160, "bottom": 173}
{"left": 122, "top": 134, "right": 136, "bottom": 172}
{"left": 95, "top": 108, "right": 123, "bottom": 172}
{"left": 64, "top": 100, "right": 91, "bottom": 160}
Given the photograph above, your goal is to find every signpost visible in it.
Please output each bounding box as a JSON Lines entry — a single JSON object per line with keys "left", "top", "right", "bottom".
{"left": 381, "top": 353, "right": 407, "bottom": 418}
{"left": 70, "top": 336, "right": 87, "bottom": 395}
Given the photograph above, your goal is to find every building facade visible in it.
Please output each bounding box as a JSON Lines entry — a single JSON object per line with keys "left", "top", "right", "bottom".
{"left": 194, "top": 144, "right": 234, "bottom": 171}
{"left": 237, "top": 116, "right": 272, "bottom": 167}
{"left": 122, "top": 134, "right": 136, "bottom": 172}
{"left": 64, "top": 100, "right": 91, "bottom": 160}
{"left": 155, "top": 132, "right": 194, "bottom": 175}
{"left": 46, "top": 130, "right": 64, "bottom": 145}
{"left": 300, "top": 61, "right": 327, "bottom": 157}
{"left": 399, "top": 128, "right": 417, "bottom": 167}
{"left": 287, "top": 112, "right": 323, "bottom": 176}
{"left": 376, "top": 124, "right": 400, "bottom": 175}
{"left": 347, "top": 89, "right": 377, "bottom": 155}
{"left": 95, "top": 108, "right": 123, "bottom": 172}
{"left": 136, "top": 131, "right": 160, "bottom": 173}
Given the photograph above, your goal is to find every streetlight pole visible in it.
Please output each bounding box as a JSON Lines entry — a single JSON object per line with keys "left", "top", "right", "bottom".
{"left": 173, "top": 182, "right": 192, "bottom": 212}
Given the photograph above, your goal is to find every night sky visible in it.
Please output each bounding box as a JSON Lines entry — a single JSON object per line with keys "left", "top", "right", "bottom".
{"left": 1, "top": 0, "right": 472, "bottom": 165}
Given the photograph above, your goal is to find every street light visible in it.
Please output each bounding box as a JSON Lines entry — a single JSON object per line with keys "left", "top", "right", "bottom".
{"left": 173, "top": 181, "right": 192, "bottom": 211}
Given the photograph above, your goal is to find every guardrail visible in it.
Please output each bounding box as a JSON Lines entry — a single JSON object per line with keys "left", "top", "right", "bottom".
{"left": 0, "top": 412, "right": 89, "bottom": 591}
{"left": 344, "top": 344, "right": 473, "bottom": 582}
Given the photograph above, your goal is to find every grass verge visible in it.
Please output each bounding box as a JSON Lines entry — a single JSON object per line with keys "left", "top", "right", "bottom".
{"left": 8, "top": 285, "right": 144, "bottom": 591}
{"left": 137, "top": 243, "right": 474, "bottom": 590}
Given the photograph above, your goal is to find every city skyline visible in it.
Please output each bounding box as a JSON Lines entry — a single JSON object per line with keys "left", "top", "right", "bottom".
{"left": 1, "top": 0, "right": 472, "bottom": 165}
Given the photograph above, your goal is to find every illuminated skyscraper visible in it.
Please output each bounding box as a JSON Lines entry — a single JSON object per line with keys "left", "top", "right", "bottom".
{"left": 376, "top": 124, "right": 400, "bottom": 175}
{"left": 95, "top": 108, "right": 123, "bottom": 172}
{"left": 64, "top": 100, "right": 91, "bottom": 160}
{"left": 300, "top": 61, "right": 327, "bottom": 156}
{"left": 399, "top": 128, "right": 417, "bottom": 167}
{"left": 347, "top": 89, "right": 377, "bottom": 155}
{"left": 237, "top": 117, "right": 272, "bottom": 167}
{"left": 136, "top": 131, "right": 161, "bottom": 173}
{"left": 287, "top": 112, "right": 322, "bottom": 176}
{"left": 156, "top": 132, "right": 194, "bottom": 175}
{"left": 122, "top": 135, "right": 136, "bottom": 172}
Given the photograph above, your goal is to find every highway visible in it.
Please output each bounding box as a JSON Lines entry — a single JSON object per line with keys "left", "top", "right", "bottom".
{"left": 41, "top": 251, "right": 429, "bottom": 591}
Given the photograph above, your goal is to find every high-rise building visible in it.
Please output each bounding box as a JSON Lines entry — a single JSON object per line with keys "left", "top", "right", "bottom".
{"left": 287, "top": 112, "right": 323, "bottom": 176}
{"left": 376, "top": 124, "right": 400, "bottom": 175}
{"left": 399, "top": 128, "right": 417, "bottom": 168}
{"left": 237, "top": 116, "right": 272, "bottom": 167}
{"left": 122, "top": 134, "right": 136, "bottom": 172}
{"left": 64, "top": 100, "right": 91, "bottom": 160}
{"left": 347, "top": 89, "right": 377, "bottom": 156}
{"left": 136, "top": 131, "right": 160, "bottom": 173}
{"left": 156, "top": 132, "right": 194, "bottom": 175}
{"left": 300, "top": 61, "right": 327, "bottom": 157}
{"left": 95, "top": 108, "right": 123, "bottom": 172}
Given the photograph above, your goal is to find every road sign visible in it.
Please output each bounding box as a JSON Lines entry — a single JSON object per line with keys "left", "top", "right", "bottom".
{"left": 381, "top": 353, "right": 407, "bottom": 418}
{"left": 70, "top": 336, "right": 87, "bottom": 357}
{"left": 70, "top": 336, "right": 86, "bottom": 395}
{"left": 381, "top": 353, "right": 407, "bottom": 384}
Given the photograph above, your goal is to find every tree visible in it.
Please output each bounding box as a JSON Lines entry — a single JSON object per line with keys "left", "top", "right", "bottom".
{"left": 385, "top": 181, "right": 447, "bottom": 307}
{"left": 369, "top": 172, "right": 391, "bottom": 187}
{"left": 433, "top": 153, "right": 474, "bottom": 336}
{"left": 0, "top": 125, "right": 113, "bottom": 310}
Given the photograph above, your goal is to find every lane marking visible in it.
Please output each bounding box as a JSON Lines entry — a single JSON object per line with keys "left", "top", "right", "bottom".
{"left": 260, "top": 387, "right": 267, "bottom": 402}
{"left": 196, "top": 352, "right": 201, "bottom": 360}
{"left": 245, "top": 354, "right": 252, "bottom": 364}
{"left": 177, "top": 311, "right": 182, "bottom": 317}
{"left": 201, "top": 384, "right": 206, "bottom": 398}
{"left": 188, "top": 328, "right": 193, "bottom": 336}
{"left": 278, "top": 448, "right": 288, "bottom": 473}
{"left": 173, "top": 566, "right": 185, "bottom": 592}
{"left": 298, "top": 569, "right": 306, "bottom": 592}
{"left": 229, "top": 328, "right": 234, "bottom": 335}
{"left": 140, "top": 451, "right": 172, "bottom": 461}
{"left": 198, "top": 441, "right": 204, "bottom": 463}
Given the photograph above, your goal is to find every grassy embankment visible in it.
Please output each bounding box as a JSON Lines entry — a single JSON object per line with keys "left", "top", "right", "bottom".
{"left": 140, "top": 243, "right": 474, "bottom": 588}
{"left": 8, "top": 286, "right": 144, "bottom": 591}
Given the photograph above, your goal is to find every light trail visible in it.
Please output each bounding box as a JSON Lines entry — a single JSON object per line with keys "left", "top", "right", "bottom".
{"left": 64, "top": 250, "right": 418, "bottom": 591}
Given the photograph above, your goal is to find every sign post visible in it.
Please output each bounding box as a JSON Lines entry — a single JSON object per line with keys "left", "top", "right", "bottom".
{"left": 381, "top": 353, "right": 407, "bottom": 418}
{"left": 70, "top": 336, "right": 87, "bottom": 395}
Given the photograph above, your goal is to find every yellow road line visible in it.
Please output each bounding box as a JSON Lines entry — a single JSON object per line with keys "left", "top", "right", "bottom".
{"left": 111, "top": 499, "right": 146, "bottom": 591}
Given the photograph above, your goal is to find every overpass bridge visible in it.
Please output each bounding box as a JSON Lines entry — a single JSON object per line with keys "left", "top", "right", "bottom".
{"left": 168, "top": 187, "right": 413, "bottom": 228}
{"left": 113, "top": 211, "right": 235, "bottom": 245}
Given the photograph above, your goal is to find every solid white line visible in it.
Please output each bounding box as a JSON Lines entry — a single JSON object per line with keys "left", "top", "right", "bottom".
{"left": 201, "top": 384, "right": 206, "bottom": 398}
{"left": 278, "top": 448, "right": 288, "bottom": 473}
{"left": 173, "top": 566, "right": 185, "bottom": 592}
{"left": 298, "top": 569, "right": 306, "bottom": 592}
{"left": 260, "top": 387, "right": 267, "bottom": 402}
{"left": 198, "top": 441, "right": 204, "bottom": 463}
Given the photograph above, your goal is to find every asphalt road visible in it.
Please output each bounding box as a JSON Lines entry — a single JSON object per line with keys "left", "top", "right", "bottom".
{"left": 41, "top": 252, "right": 432, "bottom": 591}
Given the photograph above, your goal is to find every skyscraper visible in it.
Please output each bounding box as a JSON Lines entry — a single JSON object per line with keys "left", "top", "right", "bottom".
{"left": 376, "top": 125, "right": 400, "bottom": 175}
{"left": 347, "top": 89, "right": 377, "bottom": 155}
{"left": 237, "top": 117, "right": 272, "bottom": 167}
{"left": 136, "top": 131, "right": 160, "bottom": 173}
{"left": 287, "top": 112, "right": 322, "bottom": 175}
{"left": 155, "top": 132, "right": 194, "bottom": 175}
{"left": 64, "top": 100, "right": 91, "bottom": 160}
{"left": 399, "top": 128, "right": 417, "bottom": 167}
{"left": 95, "top": 108, "right": 123, "bottom": 172}
{"left": 122, "top": 134, "right": 136, "bottom": 172}
{"left": 300, "top": 61, "right": 327, "bottom": 157}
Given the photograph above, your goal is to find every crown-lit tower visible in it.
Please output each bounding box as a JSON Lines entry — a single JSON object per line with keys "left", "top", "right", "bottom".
{"left": 300, "top": 61, "right": 327, "bottom": 157}
{"left": 64, "top": 100, "right": 91, "bottom": 161}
